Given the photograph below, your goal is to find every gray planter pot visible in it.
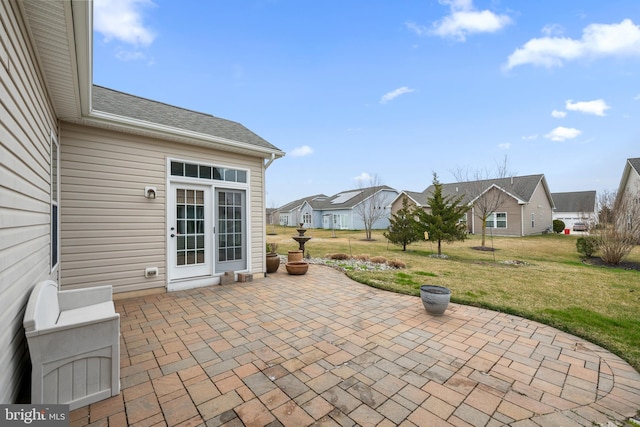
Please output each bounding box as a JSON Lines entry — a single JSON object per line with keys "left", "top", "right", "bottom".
{"left": 420, "top": 285, "right": 451, "bottom": 315}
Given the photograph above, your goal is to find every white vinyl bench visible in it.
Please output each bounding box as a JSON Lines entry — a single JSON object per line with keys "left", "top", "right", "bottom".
{"left": 23, "top": 280, "right": 120, "bottom": 410}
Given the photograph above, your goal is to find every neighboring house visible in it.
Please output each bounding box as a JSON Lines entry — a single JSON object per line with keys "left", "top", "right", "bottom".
{"left": 551, "top": 191, "right": 597, "bottom": 230}
{"left": 278, "top": 187, "right": 399, "bottom": 230}
{"left": 276, "top": 194, "right": 327, "bottom": 227}
{"left": 1, "top": 0, "right": 283, "bottom": 403}
{"left": 313, "top": 186, "right": 398, "bottom": 230}
{"left": 391, "top": 175, "right": 554, "bottom": 236}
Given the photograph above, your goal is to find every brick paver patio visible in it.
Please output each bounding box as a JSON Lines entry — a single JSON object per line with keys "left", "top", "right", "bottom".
{"left": 70, "top": 265, "right": 640, "bottom": 426}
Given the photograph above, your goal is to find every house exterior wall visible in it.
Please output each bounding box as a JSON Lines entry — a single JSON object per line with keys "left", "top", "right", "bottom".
{"left": 470, "top": 189, "right": 523, "bottom": 237}
{"left": 526, "top": 184, "right": 553, "bottom": 235}
{"left": 60, "top": 122, "right": 267, "bottom": 293}
{"left": 389, "top": 195, "right": 408, "bottom": 216}
{"left": 279, "top": 209, "right": 300, "bottom": 226}
{"left": 624, "top": 168, "right": 640, "bottom": 198}
{"left": 0, "top": 1, "right": 59, "bottom": 403}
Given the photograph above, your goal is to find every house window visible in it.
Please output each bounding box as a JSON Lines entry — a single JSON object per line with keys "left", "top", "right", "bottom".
{"left": 51, "top": 134, "right": 60, "bottom": 271}
{"left": 487, "top": 212, "right": 507, "bottom": 229}
{"left": 302, "top": 212, "right": 311, "bottom": 225}
{"left": 170, "top": 161, "right": 247, "bottom": 183}
{"left": 531, "top": 213, "right": 535, "bottom": 228}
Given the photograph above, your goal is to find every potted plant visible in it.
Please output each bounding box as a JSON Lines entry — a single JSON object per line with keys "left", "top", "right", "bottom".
{"left": 266, "top": 243, "right": 280, "bottom": 273}
{"left": 419, "top": 285, "right": 451, "bottom": 315}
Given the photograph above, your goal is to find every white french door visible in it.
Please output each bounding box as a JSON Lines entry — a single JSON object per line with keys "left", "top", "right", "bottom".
{"left": 168, "top": 182, "right": 248, "bottom": 285}
{"left": 215, "top": 189, "right": 247, "bottom": 272}
{"left": 168, "top": 183, "right": 212, "bottom": 281}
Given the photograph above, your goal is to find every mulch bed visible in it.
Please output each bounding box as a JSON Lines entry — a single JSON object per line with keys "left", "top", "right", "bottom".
{"left": 582, "top": 257, "right": 640, "bottom": 271}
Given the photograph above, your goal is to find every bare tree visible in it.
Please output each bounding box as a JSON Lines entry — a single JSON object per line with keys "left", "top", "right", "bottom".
{"left": 353, "top": 174, "right": 393, "bottom": 240}
{"left": 452, "top": 156, "right": 515, "bottom": 248}
{"left": 593, "top": 189, "right": 640, "bottom": 265}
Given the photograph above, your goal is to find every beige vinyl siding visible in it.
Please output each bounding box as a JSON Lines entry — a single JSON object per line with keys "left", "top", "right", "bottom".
{"left": 470, "top": 188, "right": 522, "bottom": 237}
{"left": 60, "top": 122, "right": 266, "bottom": 293}
{"left": 527, "top": 182, "right": 553, "bottom": 235}
{"left": 0, "top": 1, "right": 58, "bottom": 403}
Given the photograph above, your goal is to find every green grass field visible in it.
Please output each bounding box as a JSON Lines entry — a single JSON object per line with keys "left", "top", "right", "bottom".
{"left": 267, "top": 225, "right": 640, "bottom": 372}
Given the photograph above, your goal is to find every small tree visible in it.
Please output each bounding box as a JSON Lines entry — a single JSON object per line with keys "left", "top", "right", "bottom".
{"left": 453, "top": 156, "right": 514, "bottom": 248}
{"left": 416, "top": 173, "right": 471, "bottom": 256}
{"left": 353, "top": 174, "right": 394, "bottom": 240}
{"left": 576, "top": 236, "right": 599, "bottom": 257}
{"left": 592, "top": 189, "right": 640, "bottom": 265}
{"left": 384, "top": 197, "right": 421, "bottom": 251}
{"left": 553, "top": 219, "right": 565, "bottom": 234}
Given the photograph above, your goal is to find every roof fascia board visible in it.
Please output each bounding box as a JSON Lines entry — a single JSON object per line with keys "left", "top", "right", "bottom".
{"left": 70, "top": 0, "right": 91, "bottom": 117}
{"left": 617, "top": 160, "right": 632, "bottom": 195}
{"left": 391, "top": 192, "right": 421, "bottom": 207}
{"left": 539, "top": 176, "right": 556, "bottom": 209}
{"left": 85, "top": 110, "right": 285, "bottom": 158}
{"left": 469, "top": 183, "right": 525, "bottom": 205}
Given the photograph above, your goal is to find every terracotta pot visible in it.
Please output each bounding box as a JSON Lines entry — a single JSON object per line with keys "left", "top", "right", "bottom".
{"left": 288, "top": 250, "right": 303, "bottom": 263}
{"left": 266, "top": 253, "right": 280, "bottom": 273}
{"left": 420, "top": 285, "right": 451, "bottom": 315}
{"left": 285, "top": 261, "right": 309, "bottom": 275}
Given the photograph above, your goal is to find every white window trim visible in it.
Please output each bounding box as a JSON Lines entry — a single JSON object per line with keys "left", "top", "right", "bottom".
{"left": 487, "top": 212, "right": 507, "bottom": 229}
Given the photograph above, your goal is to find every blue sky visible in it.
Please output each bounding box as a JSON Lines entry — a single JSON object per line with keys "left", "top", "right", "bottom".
{"left": 93, "top": 0, "right": 640, "bottom": 207}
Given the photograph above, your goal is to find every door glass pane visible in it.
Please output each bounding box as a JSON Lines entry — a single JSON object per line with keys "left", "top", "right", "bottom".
{"left": 217, "top": 190, "right": 244, "bottom": 262}
{"left": 176, "top": 188, "right": 205, "bottom": 266}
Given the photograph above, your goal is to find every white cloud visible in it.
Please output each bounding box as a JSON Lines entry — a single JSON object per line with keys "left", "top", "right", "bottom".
{"left": 380, "top": 87, "right": 415, "bottom": 104}
{"left": 115, "top": 47, "right": 146, "bottom": 61}
{"left": 94, "top": 0, "right": 156, "bottom": 46}
{"left": 498, "top": 143, "right": 511, "bottom": 150}
{"left": 506, "top": 19, "right": 640, "bottom": 69}
{"left": 289, "top": 145, "right": 314, "bottom": 158}
{"left": 565, "top": 99, "right": 610, "bottom": 116}
{"left": 545, "top": 126, "right": 582, "bottom": 142}
{"left": 541, "top": 24, "right": 565, "bottom": 37}
{"left": 551, "top": 110, "right": 567, "bottom": 118}
{"left": 423, "top": 0, "right": 511, "bottom": 42}
{"left": 405, "top": 22, "right": 429, "bottom": 37}
{"left": 354, "top": 172, "right": 373, "bottom": 182}
{"left": 522, "top": 134, "right": 538, "bottom": 141}
{"left": 634, "top": 94, "right": 640, "bottom": 100}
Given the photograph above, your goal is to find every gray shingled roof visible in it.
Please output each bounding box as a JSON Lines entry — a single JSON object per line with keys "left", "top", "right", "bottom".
{"left": 551, "top": 191, "right": 596, "bottom": 212}
{"left": 277, "top": 194, "right": 327, "bottom": 213}
{"left": 416, "top": 174, "right": 547, "bottom": 206}
{"left": 629, "top": 158, "right": 640, "bottom": 174}
{"left": 92, "top": 85, "right": 279, "bottom": 151}
{"left": 310, "top": 186, "right": 397, "bottom": 210}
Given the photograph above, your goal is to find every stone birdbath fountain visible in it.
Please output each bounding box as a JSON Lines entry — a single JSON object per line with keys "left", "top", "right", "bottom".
{"left": 286, "top": 223, "right": 311, "bottom": 275}
{"left": 293, "top": 223, "right": 311, "bottom": 252}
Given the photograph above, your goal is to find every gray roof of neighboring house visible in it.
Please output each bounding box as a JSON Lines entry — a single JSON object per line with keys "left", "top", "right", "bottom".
{"left": 277, "top": 194, "right": 328, "bottom": 213}
{"left": 406, "top": 174, "right": 548, "bottom": 206}
{"left": 278, "top": 187, "right": 398, "bottom": 212}
{"left": 92, "top": 85, "right": 279, "bottom": 151}
{"left": 551, "top": 191, "right": 597, "bottom": 213}
{"left": 310, "top": 186, "right": 397, "bottom": 210}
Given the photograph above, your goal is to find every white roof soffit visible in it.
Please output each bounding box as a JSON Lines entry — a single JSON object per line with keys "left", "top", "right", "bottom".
{"left": 18, "top": 0, "right": 90, "bottom": 119}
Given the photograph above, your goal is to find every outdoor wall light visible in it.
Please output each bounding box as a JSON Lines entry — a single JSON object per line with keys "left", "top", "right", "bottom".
{"left": 144, "top": 186, "right": 157, "bottom": 199}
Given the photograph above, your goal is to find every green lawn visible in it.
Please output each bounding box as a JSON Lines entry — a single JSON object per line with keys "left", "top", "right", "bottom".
{"left": 267, "top": 226, "right": 640, "bottom": 372}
